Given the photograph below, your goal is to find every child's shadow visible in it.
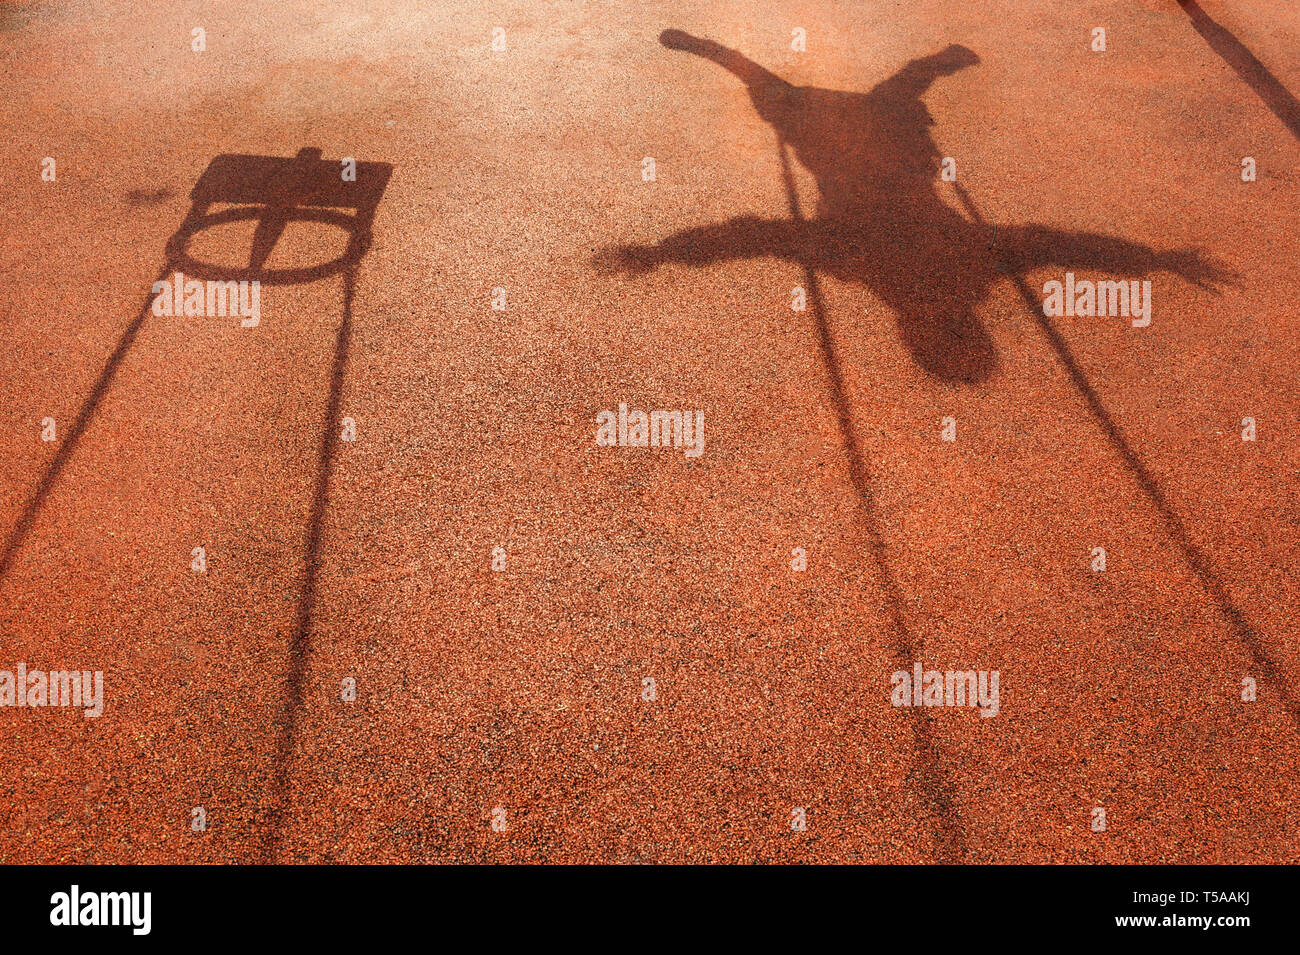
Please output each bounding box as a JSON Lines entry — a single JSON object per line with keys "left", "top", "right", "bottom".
{"left": 596, "top": 30, "right": 1237, "bottom": 384}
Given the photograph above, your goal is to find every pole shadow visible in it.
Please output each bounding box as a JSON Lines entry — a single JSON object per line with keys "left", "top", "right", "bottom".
{"left": 778, "top": 139, "right": 968, "bottom": 862}
{"left": 0, "top": 147, "right": 392, "bottom": 861}
{"left": 593, "top": 30, "right": 1257, "bottom": 860}
{"left": 956, "top": 178, "right": 1300, "bottom": 733}
{"left": 1178, "top": 0, "right": 1300, "bottom": 143}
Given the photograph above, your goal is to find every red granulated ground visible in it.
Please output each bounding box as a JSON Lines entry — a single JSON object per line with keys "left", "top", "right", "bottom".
{"left": 0, "top": 0, "right": 1296, "bottom": 863}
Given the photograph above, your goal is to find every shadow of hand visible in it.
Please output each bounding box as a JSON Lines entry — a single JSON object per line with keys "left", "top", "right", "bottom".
{"left": 592, "top": 244, "right": 658, "bottom": 275}
{"left": 1159, "top": 248, "right": 1243, "bottom": 292}
{"left": 934, "top": 43, "right": 981, "bottom": 72}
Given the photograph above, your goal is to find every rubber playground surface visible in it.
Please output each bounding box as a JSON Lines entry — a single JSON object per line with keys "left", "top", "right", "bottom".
{"left": 0, "top": 0, "right": 1297, "bottom": 863}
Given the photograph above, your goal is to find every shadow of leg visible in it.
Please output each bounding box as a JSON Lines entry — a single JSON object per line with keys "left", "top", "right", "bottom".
{"left": 1179, "top": 0, "right": 1300, "bottom": 142}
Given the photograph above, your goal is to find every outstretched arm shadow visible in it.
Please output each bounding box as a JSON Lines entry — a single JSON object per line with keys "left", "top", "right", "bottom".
{"left": 1001, "top": 225, "right": 1241, "bottom": 291}
{"left": 871, "top": 43, "right": 982, "bottom": 100}
{"left": 660, "top": 28, "right": 793, "bottom": 93}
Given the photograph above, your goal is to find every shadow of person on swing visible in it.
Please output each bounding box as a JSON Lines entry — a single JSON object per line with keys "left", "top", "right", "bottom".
{"left": 595, "top": 30, "right": 1237, "bottom": 384}
{"left": 593, "top": 29, "right": 1253, "bottom": 862}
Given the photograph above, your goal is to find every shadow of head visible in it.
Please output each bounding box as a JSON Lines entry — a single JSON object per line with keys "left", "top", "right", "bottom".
{"left": 898, "top": 305, "right": 998, "bottom": 384}
{"left": 163, "top": 147, "right": 393, "bottom": 285}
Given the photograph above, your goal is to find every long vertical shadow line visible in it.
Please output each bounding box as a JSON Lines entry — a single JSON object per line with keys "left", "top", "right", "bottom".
{"left": 779, "top": 139, "right": 967, "bottom": 863}
{"left": 1178, "top": 0, "right": 1300, "bottom": 142}
{"left": 260, "top": 266, "right": 357, "bottom": 863}
{"left": 0, "top": 265, "right": 172, "bottom": 583}
{"left": 955, "top": 182, "right": 1299, "bottom": 729}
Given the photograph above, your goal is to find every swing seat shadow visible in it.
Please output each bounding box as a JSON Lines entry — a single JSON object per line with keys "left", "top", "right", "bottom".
{"left": 168, "top": 147, "right": 392, "bottom": 285}
{"left": 1, "top": 152, "right": 393, "bottom": 864}
{"left": 157, "top": 149, "right": 396, "bottom": 860}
